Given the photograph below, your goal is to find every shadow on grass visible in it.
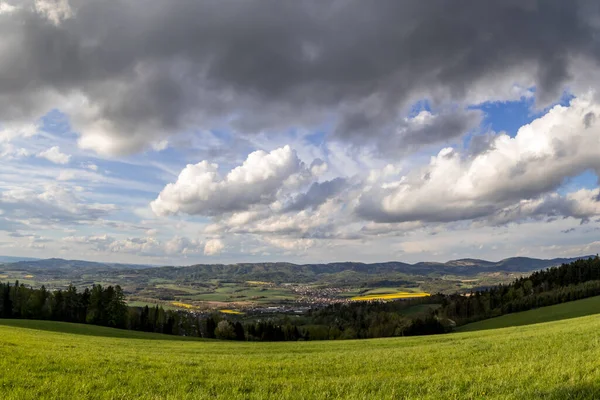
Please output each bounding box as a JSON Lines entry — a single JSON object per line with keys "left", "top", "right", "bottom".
{"left": 0, "top": 319, "right": 204, "bottom": 341}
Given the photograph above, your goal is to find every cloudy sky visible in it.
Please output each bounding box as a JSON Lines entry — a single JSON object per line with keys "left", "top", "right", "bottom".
{"left": 1, "top": 0, "right": 600, "bottom": 265}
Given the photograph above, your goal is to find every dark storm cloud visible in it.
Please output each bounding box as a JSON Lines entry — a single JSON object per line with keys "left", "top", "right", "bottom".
{"left": 356, "top": 193, "right": 498, "bottom": 224}
{"left": 1, "top": 0, "right": 600, "bottom": 154}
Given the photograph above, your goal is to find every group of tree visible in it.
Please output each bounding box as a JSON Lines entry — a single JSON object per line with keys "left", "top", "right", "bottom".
{"left": 0, "top": 281, "right": 205, "bottom": 336}
{"left": 285, "top": 294, "right": 449, "bottom": 340}
{"left": 0, "top": 281, "right": 128, "bottom": 327}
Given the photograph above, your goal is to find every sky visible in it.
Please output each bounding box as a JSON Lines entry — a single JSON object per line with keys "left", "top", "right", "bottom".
{"left": 1, "top": 0, "right": 600, "bottom": 265}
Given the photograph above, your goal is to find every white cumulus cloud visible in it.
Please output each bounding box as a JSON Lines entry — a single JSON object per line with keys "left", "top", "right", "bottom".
{"left": 358, "top": 96, "right": 600, "bottom": 224}
{"left": 34, "top": 0, "right": 73, "bottom": 25}
{"left": 204, "top": 238, "right": 224, "bottom": 256}
{"left": 151, "top": 145, "right": 308, "bottom": 216}
{"left": 37, "top": 146, "right": 71, "bottom": 164}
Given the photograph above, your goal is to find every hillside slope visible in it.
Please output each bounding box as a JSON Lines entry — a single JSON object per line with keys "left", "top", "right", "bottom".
{"left": 1, "top": 316, "right": 600, "bottom": 399}
{"left": 457, "top": 295, "right": 600, "bottom": 332}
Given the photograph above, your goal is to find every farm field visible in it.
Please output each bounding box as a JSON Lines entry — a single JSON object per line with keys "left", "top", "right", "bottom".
{"left": 2, "top": 315, "right": 600, "bottom": 399}
{"left": 457, "top": 295, "right": 600, "bottom": 332}
{"left": 350, "top": 291, "right": 430, "bottom": 301}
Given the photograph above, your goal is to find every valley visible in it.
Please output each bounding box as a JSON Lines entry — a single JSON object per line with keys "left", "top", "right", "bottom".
{"left": 0, "top": 256, "right": 588, "bottom": 313}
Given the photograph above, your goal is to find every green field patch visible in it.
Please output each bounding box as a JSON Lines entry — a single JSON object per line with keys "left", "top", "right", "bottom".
{"left": 155, "top": 283, "right": 199, "bottom": 294}
{"left": 193, "top": 292, "right": 237, "bottom": 302}
{"left": 191, "top": 287, "right": 297, "bottom": 303}
{"left": 0, "top": 320, "right": 200, "bottom": 341}
{"left": 362, "top": 287, "right": 401, "bottom": 295}
{"left": 213, "top": 285, "right": 240, "bottom": 294}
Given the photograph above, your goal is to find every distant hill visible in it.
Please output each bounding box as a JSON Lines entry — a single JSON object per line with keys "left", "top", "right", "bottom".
{"left": 0, "top": 256, "right": 593, "bottom": 282}
{"left": 131, "top": 255, "right": 595, "bottom": 284}
{"left": 1, "top": 255, "right": 594, "bottom": 286}
{"left": 0, "top": 256, "right": 40, "bottom": 263}
{"left": 1, "top": 258, "right": 152, "bottom": 271}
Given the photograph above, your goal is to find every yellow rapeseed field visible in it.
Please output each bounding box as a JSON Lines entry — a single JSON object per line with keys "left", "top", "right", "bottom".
{"left": 220, "top": 309, "right": 244, "bottom": 315}
{"left": 351, "top": 292, "right": 430, "bottom": 301}
{"left": 24, "top": 275, "right": 34, "bottom": 279}
{"left": 171, "top": 301, "right": 196, "bottom": 309}
{"left": 246, "top": 281, "right": 271, "bottom": 285}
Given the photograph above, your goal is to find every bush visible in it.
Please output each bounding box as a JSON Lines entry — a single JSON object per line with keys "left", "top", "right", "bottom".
{"left": 215, "top": 320, "right": 236, "bottom": 340}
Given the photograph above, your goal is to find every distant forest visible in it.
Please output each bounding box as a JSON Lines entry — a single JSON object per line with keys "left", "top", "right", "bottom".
{"left": 443, "top": 255, "right": 600, "bottom": 325}
{"left": 1, "top": 256, "right": 599, "bottom": 341}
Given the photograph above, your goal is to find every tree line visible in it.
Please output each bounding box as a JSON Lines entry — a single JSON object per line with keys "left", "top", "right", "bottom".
{"left": 1, "top": 281, "right": 128, "bottom": 327}
{"left": 0, "top": 281, "right": 206, "bottom": 336}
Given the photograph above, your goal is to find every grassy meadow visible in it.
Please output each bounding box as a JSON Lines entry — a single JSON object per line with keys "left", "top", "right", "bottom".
{"left": 2, "top": 311, "right": 600, "bottom": 399}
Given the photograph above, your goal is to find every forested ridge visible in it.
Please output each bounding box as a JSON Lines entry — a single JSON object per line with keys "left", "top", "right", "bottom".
{"left": 442, "top": 255, "right": 600, "bottom": 326}
{"left": 1, "top": 256, "right": 599, "bottom": 341}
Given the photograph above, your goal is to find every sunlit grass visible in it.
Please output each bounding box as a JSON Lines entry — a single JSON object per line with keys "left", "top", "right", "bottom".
{"left": 2, "top": 314, "right": 600, "bottom": 399}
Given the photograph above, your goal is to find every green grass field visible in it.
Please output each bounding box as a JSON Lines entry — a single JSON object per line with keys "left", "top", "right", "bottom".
{"left": 2, "top": 312, "right": 600, "bottom": 399}
{"left": 458, "top": 295, "right": 600, "bottom": 332}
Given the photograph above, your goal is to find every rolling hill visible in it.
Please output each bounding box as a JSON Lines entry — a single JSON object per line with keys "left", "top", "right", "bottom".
{"left": 0, "top": 258, "right": 153, "bottom": 271}
{"left": 0, "top": 256, "right": 40, "bottom": 263}
{"left": 1, "top": 255, "right": 591, "bottom": 276}
{"left": 1, "top": 314, "right": 600, "bottom": 399}
{"left": 115, "top": 255, "right": 595, "bottom": 289}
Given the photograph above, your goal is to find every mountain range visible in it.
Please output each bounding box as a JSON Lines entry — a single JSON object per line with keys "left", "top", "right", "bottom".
{"left": 1, "top": 255, "right": 595, "bottom": 279}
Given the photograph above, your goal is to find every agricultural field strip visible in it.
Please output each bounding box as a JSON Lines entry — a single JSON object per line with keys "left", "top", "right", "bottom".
{"left": 350, "top": 292, "right": 430, "bottom": 301}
